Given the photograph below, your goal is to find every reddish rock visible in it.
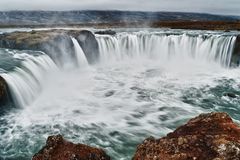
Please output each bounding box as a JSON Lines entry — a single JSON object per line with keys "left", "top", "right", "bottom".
{"left": 133, "top": 112, "right": 240, "bottom": 160}
{"left": 32, "top": 135, "right": 110, "bottom": 160}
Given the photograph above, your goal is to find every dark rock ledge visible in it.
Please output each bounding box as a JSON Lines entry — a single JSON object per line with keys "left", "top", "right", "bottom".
{"left": 33, "top": 112, "right": 240, "bottom": 160}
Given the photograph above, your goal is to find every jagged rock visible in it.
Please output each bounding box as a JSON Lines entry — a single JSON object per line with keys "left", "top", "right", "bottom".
{"left": 32, "top": 135, "right": 110, "bottom": 160}
{"left": 133, "top": 112, "right": 240, "bottom": 160}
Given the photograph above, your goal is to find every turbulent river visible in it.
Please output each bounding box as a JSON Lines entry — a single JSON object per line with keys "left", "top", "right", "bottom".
{"left": 0, "top": 29, "right": 240, "bottom": 160}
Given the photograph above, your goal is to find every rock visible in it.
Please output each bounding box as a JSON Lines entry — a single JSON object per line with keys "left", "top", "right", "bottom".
{"left": 32, "top": 135, "right": 110, "bottom": 160}
{"left": 223, "top": 92, "right": 238, "bottom": 98}
{"left": 0, "top": 30, "right": 75, "bottom": 66}
{"left": 231, "top": 35, "right": 240, "bottom": 67}
{"left": 74, "top": 30, "right": 100, "bottom": 64}
{"left": 0, "top": 76, "right": 11, "bottom": 106}
{"left": 133, "top": 112, "right": 240, "bottom": 160}
{"left": 0, "top": 29, "right": 100, "bottom": 65}
{"left": 104, "top": 90, "right": 115, "bottom": 97}
{"left": 95, "top": 30, "right": 116, "bottom": 35}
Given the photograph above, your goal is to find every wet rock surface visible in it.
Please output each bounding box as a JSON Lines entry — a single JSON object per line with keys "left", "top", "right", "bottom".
{"left": 232, "top": 35, "right": 240, "bottom": 67}
{"left": 133, "top": 112, "right": 240, "bottom": 160}
{"left": 0, "top": 29, "right": 100, "bottom": 65}
{"left": 0, "top": 76, "right": 11, "bottom": 106}
{"left": 74, "top": 30, "right": 100, "bottom": 64}
{"left": 32, "top": 135, "right": 110, "bottom": 160}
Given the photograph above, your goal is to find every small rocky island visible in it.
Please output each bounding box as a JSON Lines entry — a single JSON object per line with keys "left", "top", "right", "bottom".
{"left": 33, "top": 112, "right": 240, "bottom": 160}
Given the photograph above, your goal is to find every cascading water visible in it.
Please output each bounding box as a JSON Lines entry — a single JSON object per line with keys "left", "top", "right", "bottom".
{"left": 96, "top": 32, "right": 236, "bottom": 67}
{"left": 1, "top": 52, "right": 57, "bottom": 108}
{"left": 0, "top": 30, "right": 240, "bottom": 160}
{"left": 0, "top": 36, "right": 89, "bottom": 108}
{"left": 71, "top": 37, "right": 89, "bottom": 67}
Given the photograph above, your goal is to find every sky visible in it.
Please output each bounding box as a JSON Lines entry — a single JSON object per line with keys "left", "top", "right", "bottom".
{"left": 0, "top": 0, "right": 240, "bottom": 16}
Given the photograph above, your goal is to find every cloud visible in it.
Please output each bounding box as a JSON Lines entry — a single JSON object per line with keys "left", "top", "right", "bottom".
{"left": 0, "top": 0, "right": 239, "bottom": 16}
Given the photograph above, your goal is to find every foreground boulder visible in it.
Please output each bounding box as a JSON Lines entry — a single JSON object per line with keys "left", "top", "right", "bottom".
{"left": 133, "top": 112, "right": 240, "bottom": 160}
{"left": 32, "top": 135, "right": 110, "bottom": 160}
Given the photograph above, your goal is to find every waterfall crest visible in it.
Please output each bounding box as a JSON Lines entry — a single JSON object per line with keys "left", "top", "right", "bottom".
{"left": 96, "top": 32, "right": 236, "bottom": 67}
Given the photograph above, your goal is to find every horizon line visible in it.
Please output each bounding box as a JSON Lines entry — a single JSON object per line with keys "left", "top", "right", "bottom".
{"left": 0, "top": 9, "right": 239, "bottom": 17}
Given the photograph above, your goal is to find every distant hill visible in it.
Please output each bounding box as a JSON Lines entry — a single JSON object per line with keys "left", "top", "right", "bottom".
{"left": 0, "top": 10, "right": 239, "bottom": 26}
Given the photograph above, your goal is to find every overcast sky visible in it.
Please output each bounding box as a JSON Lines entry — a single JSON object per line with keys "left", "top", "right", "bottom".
{"left": 0, "top": 0, "right": 240, "bottom": 16}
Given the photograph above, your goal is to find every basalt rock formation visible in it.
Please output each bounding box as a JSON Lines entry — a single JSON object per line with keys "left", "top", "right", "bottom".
{"left": 32, "top": 135, "right": 110, "bottom": 160}
{"left": 133, "top": 112, "right": 240, "bottom": 160}
{"left": 0, "top": 29, "right": 100, "bottom": 65}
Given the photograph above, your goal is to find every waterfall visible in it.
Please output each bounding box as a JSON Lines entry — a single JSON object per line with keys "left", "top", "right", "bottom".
{"left": 96, "top": 32, "right": 237, "bottom": 67}
{"left": 0, "top": 31, "right": 237, "bottom": 108}
{"left": 1, "top": 53, "right": 57, "bottom": 108}
{"left": 71, "top": 37, "right": 89, "bottom": 67}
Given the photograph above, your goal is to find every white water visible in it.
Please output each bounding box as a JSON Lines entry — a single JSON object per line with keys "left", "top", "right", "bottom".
{"left": 1, "top": 53, "right": 57, "bottom": 108}
{"left": 97, "top": 32, "right": 236, "bottom": 67}
{"left": 0, "top": 30, "right": 240, "bottom": 160}
{"left": 0, "top": 37, "right": 89, "bottom": 108}
{"left": 71, "top": 37, "right": 89, "bottom": 67}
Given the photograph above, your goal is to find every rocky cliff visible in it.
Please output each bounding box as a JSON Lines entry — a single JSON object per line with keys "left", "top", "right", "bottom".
{"left": 0, "top": 29, "right": 100, "bottom": 65}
